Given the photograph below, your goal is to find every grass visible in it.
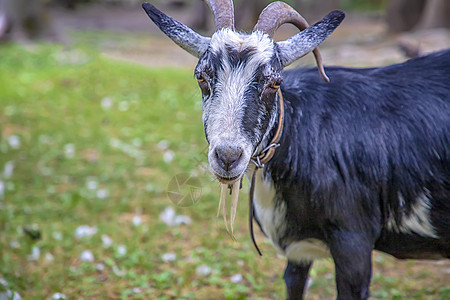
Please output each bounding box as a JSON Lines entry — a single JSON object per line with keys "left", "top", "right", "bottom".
{"left": 0, "top": 42, "right": 448, "bottom": 299}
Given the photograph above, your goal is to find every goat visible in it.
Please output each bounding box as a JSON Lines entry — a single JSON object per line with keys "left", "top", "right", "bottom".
{"left": 142, "top": 1, "right": 450, "bottom": 299}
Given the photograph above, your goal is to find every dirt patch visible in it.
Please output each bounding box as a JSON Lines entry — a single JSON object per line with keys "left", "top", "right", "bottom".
{"left": 50, "top": 4, "right": 449, "bottom": 68}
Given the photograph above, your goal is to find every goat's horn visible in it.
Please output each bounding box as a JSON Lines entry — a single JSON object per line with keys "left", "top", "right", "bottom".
{"left": 204, "top": 0, "right": 235, "bottom": 30}
{"left": 253, "top": 1, "right": 309, "bottom": 38}
{"left": 253, "top": 1, "right": 340, "bottom": 82}
{"left": 276, "top": 10, "right": 345, "bottom": 72}
{"left": 142, "top": 2, "right": 210, "bottom": 58}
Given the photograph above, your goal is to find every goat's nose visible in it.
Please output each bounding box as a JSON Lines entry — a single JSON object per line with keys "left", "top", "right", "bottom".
{"left": 215, "top": 145, "right": 243, "bottom": 171}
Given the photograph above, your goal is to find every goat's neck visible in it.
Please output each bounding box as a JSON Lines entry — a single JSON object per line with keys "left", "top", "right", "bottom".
{"left": 254, "top": 91, "right": 283, "bottom": 157}
{"left": 263, "top": 96, "right": 298, "bottom": 184}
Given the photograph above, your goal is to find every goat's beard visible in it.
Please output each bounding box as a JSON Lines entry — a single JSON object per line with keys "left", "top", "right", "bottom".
{"left": 217, "top": 175, "right": 242, "bottom": 240}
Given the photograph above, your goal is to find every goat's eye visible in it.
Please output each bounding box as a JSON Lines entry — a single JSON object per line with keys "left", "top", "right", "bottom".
{"left": 196, "top": 74, "right": 205, "bottom": 82}
{"left": 195, "top": 74, "right": 210, "bottom": 97}
{"left": 270, "top": 80, "right": 282, "bottom": 89}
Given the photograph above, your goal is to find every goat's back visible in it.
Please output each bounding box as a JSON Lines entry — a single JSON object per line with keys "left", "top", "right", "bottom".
{"left": 274, "top": 50, "right": 449, "bottom": 257}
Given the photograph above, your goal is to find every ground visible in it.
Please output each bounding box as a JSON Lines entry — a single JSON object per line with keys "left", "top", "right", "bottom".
{"left": 0, "top": 3, "right": 449, "bottom": 300}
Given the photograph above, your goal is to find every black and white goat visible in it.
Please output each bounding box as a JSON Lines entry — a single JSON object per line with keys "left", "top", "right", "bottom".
{"left": 142, "top": 1, "right": 450, "bottom": 299}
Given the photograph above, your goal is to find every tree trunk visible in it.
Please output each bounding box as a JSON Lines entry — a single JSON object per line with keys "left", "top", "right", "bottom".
{"left": 387, "top": 0, "right": 449, "bottom": 32}
{"left": 387, "top": 0, "right": 426, "bottom": 32}
{"left": 190, "top": 0, "right": 210, "bottom": 32}
{"left": 295, "top": 0, "right": 341, "bottom": 20}
{"left": 415, "top": 0, "right": 450, "bottom": 30}
{"left": 0, "top": 0, "right": 54, "bottom": 40}
{"left": 235, "top": 0, "right": 269, "bottom": 32}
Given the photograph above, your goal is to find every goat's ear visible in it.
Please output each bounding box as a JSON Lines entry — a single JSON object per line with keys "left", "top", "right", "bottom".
{"left": 142, "top": 2, "right": 210, "bottom": 58}
{"left": 276, "top": 10, "right": 345, "bottom": 67}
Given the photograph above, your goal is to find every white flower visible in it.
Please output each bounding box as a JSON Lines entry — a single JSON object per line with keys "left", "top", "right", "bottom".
{"left": 52, "top": 292, "right": 66, "bottom": 299}
{"left": 112, "top": 265, "right": 125, "bottom": 276}
{"left": 0, "top": 290, "right": 22, "bottom": 300}
{"left": 74, "top": 225, "right": 97, "bottom": 239}
{"left": 52, "top": 232, "right": 63, "bottom": 241}
{"left": 196, "top": 265, "right": 211, "bottom": 276}
{"left": 96, "top": 263, "right": 105, "bottom": 271}
{"left": 29, "top": 246, "right": 40, "bottom": 261}
{"left": 163, "top": 150, "right": 175, "bottom": 163}
{"left": 117, "top": 245, "right": 127, "bottom": 256}
{"left": 12, "top": 291, "right": 22, "bottom": 300}
{"left": 0, "top": 180, "right": 4, "bottom": 199}
{"left": 101, "top": 234, "right": 113, "bottom": 247}
{"left": 86, "top": 180, "right": 98, "bottom": 190}
{"left": 8, "top": 135, "right": 20, "bottom": 149}
{"left": 3, "top": 161, "right": 14, "bottom": 178}
{"left": 159, "top": 207, "right": 176, "bottom": 226}
{"left": 80, "top": 250, "right": 94, "bottom": 262}
{"left": 159, "top": 207, "right": 192, "bottom": 226}
{"left": 174, "top": 215, "right": 192, "bottom": 225}
{"left": 0, "top": 278, "right": 8, "bottom": 286}
{"left": 161, "top": 252, "right": 176, "bottom": 262}
{"left": 157, "top": 140, "right": 169, "bottom": 150}
{"left": 64, "top": 143, "right": 75, "bottom": 159}
{"left": 101, "top": 97, "right": 113, "bottom": 109}
{"left": 96, "top": 189, "right": 108, "bottom": 199}
{"left": 230, "top": 273, "right": 243, "bottom": 283}
{"left": 132, "top": 215, "right": 142, "bottom": 227}
{"left": 10, "top": 241, "right": 20, "bottom": 249}
{"left": 45, "top": 253, "right": 54, "bottom": 262}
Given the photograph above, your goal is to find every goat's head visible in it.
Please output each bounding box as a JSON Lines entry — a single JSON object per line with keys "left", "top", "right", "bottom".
{"left": 143, "top": 1, "right": 344, "bottom": 184}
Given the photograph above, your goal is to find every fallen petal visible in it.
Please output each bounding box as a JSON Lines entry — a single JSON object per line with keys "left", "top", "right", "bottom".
{"left": 174, "top": 215, "right": 192, "bottom": 226}
{"left": 28, "top": 246, "right": 40, "bottom": 261}
{"left": 196, "top": 265, "right": 211, "bottom": 276}
{"left": 117, "top": 245, "right": 127, "bottom": 256}
{"left": 75, "top": 225, "right": 97, "bottom": 239}
{"left": 159, "top": 207, "right": 175, "bottom": 226}
{"left": 80, "top": 250, "right": 94, "bottom": 262}
{"left": 132, "top": 215, "right": 142, "bottom": 227}
{"left": 230, "top": 273, "right": 243, "bottom": 283}
{"left": 52, "top": 292, "right": 66, "bottom": 300}
{"left": 101, "top": 234, "right": 113, "bottom": 247}
{"left": 8, "top": 135, "right": 20, "bottom": 149}
{"left": 161, "top": 252, "right": 176, "bottom": 262}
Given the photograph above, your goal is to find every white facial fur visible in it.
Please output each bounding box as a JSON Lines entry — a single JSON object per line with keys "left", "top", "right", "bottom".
{"left": 198, "top": 29, "right": 277, "bottom": 182}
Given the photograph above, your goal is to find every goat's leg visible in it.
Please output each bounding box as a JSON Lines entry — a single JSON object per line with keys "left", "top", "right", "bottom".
{"left": 329, "top": 232, "right": 373, "bottom": 300}
{"left": 284, "top": 260, "right": 312, "bottom": 300}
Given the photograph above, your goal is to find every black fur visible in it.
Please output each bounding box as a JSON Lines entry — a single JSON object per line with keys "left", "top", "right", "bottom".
{"left": 140, "top": 2, "right": 449, "bottom": 299}
{"left": 261, "top": 49, "right": 450, "bottom": 299}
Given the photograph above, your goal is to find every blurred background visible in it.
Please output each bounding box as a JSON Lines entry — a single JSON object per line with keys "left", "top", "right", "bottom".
{"left": 0, "top": 0, "right": 449, "bottom": 299}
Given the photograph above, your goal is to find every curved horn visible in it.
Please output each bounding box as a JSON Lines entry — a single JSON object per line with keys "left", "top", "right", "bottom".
{"left": 253, "top": 1, "right": 309, "bottom": 38}
{"left": 253, "top": 2, "right": 344, "bottom": 82}
{"left": 277, "top": 10, "right": 345, "bottom": 72}
{"left": 204, "top": 0, "right": 235, "bottom": 30}
{"left": 142, "top": 2, "right": 210, "bottom": 58}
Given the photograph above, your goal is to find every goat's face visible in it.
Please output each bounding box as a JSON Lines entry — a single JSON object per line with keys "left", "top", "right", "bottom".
{"left": 142, "top": 1, "right": 344, "bottom": 183}
{"left": 195, "top": 30, "right": 282, "bottom": 183}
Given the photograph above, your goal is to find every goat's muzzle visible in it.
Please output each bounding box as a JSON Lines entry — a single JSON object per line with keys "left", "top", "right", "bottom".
{"left": 209, "top": 143, "right": 250, "bottom": 184}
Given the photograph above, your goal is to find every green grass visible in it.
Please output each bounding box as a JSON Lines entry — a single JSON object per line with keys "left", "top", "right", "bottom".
{"left": 0, "top": 43, "right": 448, "bottom": 299}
